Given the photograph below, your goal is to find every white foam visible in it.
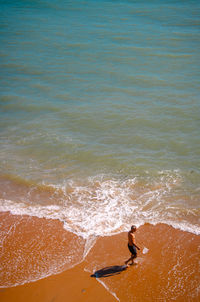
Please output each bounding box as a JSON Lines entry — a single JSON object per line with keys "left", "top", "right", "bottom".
{"left": 84, "top": 267, "right": 120, "bottom": 301}
{"left": 1, "top": 173, "right": 199, "bottom": 289}
{"left": 83, "top": 235, "right": 97, "bottom": 259}
{"left": 97, "top": 278, "right": 120, "bottom": 302}
{"left": 0, "top": 173, "right": 199, "bottom": 238}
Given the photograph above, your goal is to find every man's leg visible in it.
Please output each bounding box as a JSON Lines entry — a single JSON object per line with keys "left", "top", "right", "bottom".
{"left": 125, "top": 256, "right": 132, "bottom": 265}
{"left": 131, "top": 254, "right": 137, "bottom": 264}
{"left": 125, "top": 254, "right": 136, "bottom": 265}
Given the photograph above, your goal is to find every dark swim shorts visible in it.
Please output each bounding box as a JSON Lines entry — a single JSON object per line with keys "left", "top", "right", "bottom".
{"left": 128, "top": 244, "right": 137, "bottom": 256}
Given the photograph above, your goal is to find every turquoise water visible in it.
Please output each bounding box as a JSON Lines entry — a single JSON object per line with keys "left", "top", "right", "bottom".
{"left": 0, "top": 0, "right": 200, "bottom": 236}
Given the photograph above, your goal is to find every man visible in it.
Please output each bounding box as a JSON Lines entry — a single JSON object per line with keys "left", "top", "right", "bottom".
{"left": 125, "top": 225, "right": 140, "bottom": 266}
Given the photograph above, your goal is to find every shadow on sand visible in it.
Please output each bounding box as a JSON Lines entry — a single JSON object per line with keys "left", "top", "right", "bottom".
{"left": 91, "top": 265, "right": 128, "bottom": 278}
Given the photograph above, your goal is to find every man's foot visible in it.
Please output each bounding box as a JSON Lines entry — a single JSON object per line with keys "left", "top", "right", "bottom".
{"left": 132, "top": 261, "right": 138, "bottom": 265}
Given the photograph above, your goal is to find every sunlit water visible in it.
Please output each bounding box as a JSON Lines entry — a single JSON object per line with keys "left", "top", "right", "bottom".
{"left": 0, "top": 0, "right": 200, "bottom": 237}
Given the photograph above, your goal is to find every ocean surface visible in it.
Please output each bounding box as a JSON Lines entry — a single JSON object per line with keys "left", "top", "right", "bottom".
{"left": 0, "top": 0, "right": 200, "bottom": 289}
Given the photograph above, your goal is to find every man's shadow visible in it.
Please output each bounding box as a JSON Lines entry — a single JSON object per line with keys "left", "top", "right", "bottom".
{"left": 91, "top": 265, "right": 128, "bottom": 278}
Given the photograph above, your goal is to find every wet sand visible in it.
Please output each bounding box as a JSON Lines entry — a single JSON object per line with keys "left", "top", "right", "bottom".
{"left": 85, "top": 224, "right": 200, "bottom": 301}
{"left": 0, "top": 262, "right": 116, "bottom": 302}
{"left": 0, "top": 212, "right": 199, "bottom": 301}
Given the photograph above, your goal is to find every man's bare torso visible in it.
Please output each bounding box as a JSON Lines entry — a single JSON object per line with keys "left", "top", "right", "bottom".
{"left": 128, "top": 231, "right": 135, "bottom": 246}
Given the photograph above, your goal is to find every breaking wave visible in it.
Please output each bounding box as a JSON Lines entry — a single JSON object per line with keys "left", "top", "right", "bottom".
{"left": 0, "top": 171, "right": 199, "bottom": 237}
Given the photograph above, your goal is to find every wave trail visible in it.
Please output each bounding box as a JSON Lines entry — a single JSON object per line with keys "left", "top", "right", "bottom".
{"left": 0, "top": 171, "right": 199, "bottom": 237}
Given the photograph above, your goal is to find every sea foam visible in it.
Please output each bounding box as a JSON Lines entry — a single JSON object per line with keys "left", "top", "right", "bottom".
{"left": 0, "top": 173, "right": 199, "bottom": 237}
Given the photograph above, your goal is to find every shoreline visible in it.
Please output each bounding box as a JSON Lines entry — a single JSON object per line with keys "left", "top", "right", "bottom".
{"left": 0, "top": 212, "right": 199, "bottom": 301}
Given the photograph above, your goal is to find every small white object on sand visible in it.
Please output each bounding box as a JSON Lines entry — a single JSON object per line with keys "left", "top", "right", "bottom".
{"left": 142, "top": 247, "right": 149, "bottom": 254}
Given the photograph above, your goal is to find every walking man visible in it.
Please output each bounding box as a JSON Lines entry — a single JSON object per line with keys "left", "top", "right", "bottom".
{"left": 125, "top": 225, "right": 140, "bottom": 266}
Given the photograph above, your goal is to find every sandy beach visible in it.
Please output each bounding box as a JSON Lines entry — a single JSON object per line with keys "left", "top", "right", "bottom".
{"left": 1, "top": 212, "right": 199, "bottom": 301}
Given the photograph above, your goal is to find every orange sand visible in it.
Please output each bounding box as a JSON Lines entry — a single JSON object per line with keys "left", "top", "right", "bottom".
{"left": 0, "top": 212, "right": 199, "bottom": 301}
{"left": 0, "top": 262, "right": 115, "bottom": 302}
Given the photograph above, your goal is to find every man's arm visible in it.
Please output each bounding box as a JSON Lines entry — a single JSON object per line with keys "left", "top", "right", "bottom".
{"left": 132, "top": 234, "right": 140, "bottom": 250}
{"left": 133, "top": 243, "right": 140, "bottom": 250}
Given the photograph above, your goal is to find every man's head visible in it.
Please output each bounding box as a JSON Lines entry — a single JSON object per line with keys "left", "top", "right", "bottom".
{"left": 131, "top": 225, "right": 137, "bottom": 232}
